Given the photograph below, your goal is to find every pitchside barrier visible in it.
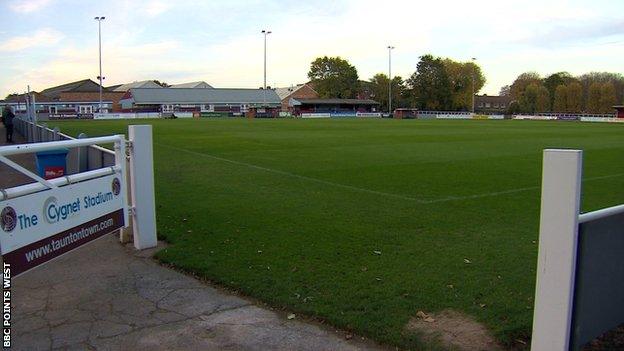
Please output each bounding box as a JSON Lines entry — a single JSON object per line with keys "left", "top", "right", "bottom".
{"left": 14, "top": 117, "right": 115, "bottom": 174}
{"left": 0, "top": 124, "right": 157, "bottom": 277}
{"left": 514, "top": 113, "right": 622, "bottom": 122}
{"left": 531, "top": 149, "right": 624, "bottom": 350}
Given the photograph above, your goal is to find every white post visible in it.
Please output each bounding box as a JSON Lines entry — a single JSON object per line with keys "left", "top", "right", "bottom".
{"left": 32, "top": 92, "right": 37, "bottom": 124}
{"left": 128, "top": 125, "right": 157, "bottom": 249}
{"left": 531, "top": 149, "right": 583, "bottom": 351}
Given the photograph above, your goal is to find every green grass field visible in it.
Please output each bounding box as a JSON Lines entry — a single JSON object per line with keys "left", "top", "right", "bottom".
{"left": 49, "top": 118, "right": 624, "bottom": 350}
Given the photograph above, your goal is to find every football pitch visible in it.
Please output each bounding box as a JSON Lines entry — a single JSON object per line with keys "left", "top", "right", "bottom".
{"left": 50, "top": 118, "right": 624, "bottom": 349}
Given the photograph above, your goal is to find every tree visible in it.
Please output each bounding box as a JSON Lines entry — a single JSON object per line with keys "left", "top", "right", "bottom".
{"left": 406, "top": 54, "right": 452, "bottom": 110}
{"left": 307, "top": 56, "right": 359, "bottom": 98}
{"left": 520, "top": 83, "right": 538, "bottom": 113}
{"left": 153, "top": 80, "right": 170, "bottom": 87}
{"left": 553, "top": 85, "right": 567, "bottom": 112}
{"left": 368, "top": 73, "right": 406, "bottom": 112}
{"left": 520, "top": 83, "right": 550, "bottom": 113}
{"left": 566, "top": 82, "right": 583, "bottom": 113}
{"left": 543, "top": 72, "right": 575, "bottom": 105}
{"left": 587, "top": 82, "right": 602, "bottom": 113}
{"left": 519, "top": 83, "right": 550, "bottom": 113}
{"left": 506, "top": 101, "right": 522, "bottom": 115}
{"left": 499, "top": 85, "right": 511, "bottom": 96}
{"left": 536, "top": 85, "right": 551, "bottom": 112}
{"left": 442, "top": 58, "right": 485, "bottom": 110}
{"left": 579, "top": 72, "right": 624, "bottom": 109}
{"left": 599, "top": 82, "right": 616, "bottom": 114}
{"left": 510, "top": 72, "right": 541, "bottom": 101}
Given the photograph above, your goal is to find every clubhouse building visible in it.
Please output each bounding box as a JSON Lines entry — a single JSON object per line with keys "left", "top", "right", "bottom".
{"left": 119, "top": 88, "right": 281, "bottom": 116}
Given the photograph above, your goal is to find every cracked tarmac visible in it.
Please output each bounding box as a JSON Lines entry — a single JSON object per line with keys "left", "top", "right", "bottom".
{"left": 11, "top": 234, "right": 386, "bottom": 351}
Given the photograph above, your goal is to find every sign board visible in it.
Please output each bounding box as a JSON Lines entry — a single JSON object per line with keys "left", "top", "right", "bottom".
{"left": 173, "top": 112, "right": 193, "bottom": 118}
{"left": 201, "top": 112, "right": 229, "bottom": 118}
{"left": 580, "top": 117, "right": 624, "bottom": 123}
{"left": 49, "top": 113, "right": 94, "bottom": 120}
{"left": 436, "top": 113, "right": 472, "bottom": 119}
{"left": 301, "top": 113, "right": 331, "bottom": 118}
{"left": 0, "top": 173, "right": 126, "bottom": 276}
{"left": 557, "top": 115, "right": 580, "bottom": 121}
{"left": 356, "top": 112, "right": 382, "bottom": 117}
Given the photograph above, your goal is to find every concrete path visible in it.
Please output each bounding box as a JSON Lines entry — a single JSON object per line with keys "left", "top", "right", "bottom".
{"left": 12, "top": 234, "right": 385, "bottom": 351}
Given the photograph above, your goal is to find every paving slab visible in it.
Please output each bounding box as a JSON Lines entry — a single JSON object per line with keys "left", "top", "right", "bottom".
{"left": 11, "top": 234, "right": 386, "bottom": 351}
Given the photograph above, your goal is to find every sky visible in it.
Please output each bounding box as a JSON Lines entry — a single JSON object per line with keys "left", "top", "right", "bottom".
{"left": 0, "top": 0, "right": 623, "bottom": 98}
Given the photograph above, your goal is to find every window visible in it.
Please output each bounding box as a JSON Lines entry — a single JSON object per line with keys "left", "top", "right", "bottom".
{"left": 485, "top": 103, "right": 491, "bottom": 108}
{"left": 49, "top": 106, "right": 57, "bottom": 114}
{"left": 79, "top": 105, "right": 93, "bottom": 114}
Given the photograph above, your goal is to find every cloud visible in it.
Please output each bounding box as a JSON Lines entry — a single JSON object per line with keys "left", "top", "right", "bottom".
{"left": 0, "top": 39, "right": 188, "bottom": 95}
{"left": 1, "top": 0, "right": 623, "bottom": 98}
{"left": 0, "top": 28, "right": 64, "bottom": 52}
{"left": 145, "top": 1, "right": 172, "bottom": 17}
{"left": 9, "top": 0, "right": 52, "bottom": 13}
{"left": 515, "top": 19, "right": 624, "bottom": 47}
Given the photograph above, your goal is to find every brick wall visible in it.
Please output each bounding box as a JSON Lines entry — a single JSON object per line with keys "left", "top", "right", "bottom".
{"left": 60, "top": 92, "right": 126, "bottom": 112}
{"left": 281, "top": 85, "right": 319, "bottom": 111}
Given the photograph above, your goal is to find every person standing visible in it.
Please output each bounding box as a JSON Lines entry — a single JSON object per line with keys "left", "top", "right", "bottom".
{"left": 2, "top": 106, "right": 15, "bottom": 143}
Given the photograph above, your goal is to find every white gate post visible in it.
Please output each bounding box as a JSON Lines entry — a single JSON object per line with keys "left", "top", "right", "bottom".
{"left": 128, "top": 125, "right": 157, "bottom": 249}
{"left": 531, "top": 149, "right": 582, "bottom": 351}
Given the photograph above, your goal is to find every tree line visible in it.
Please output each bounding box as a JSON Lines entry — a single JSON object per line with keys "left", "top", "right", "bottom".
{"left": 503, "top": 71, "right": 623, "bottom": 114}
{"left": 307, "top": 55, "right": 485, "bottom": 111}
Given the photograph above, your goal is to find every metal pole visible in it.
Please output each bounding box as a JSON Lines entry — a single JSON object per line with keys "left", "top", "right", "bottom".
{"left": 471, "top": 57, "right": 476, "bottom": 113}
{"left": 388, "top": 46, "right": 394, "bottom": 115}
{"left": 95, "top": 17, "right": 105, "bottom": 113}
{"left": 261, "top": 30, "right": 271, "bottom": 107}
{"left": 263, "top": 32, "right": 266, "bottom": 107}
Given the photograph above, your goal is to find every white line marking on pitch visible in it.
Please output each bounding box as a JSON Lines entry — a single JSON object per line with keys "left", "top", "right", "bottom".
{"left": 157, "top": 143, "right": 624, "bottom": 204}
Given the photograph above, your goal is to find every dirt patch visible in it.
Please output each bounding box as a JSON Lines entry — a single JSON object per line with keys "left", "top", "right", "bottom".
{"left": 405, "top": 309, "right": 502, "bottom": 351}
{"left": 583, "top": 324, "right": 624, "bottom": 350}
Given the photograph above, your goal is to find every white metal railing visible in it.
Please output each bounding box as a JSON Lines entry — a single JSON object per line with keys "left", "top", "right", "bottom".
{"left": 0, "top": 135, "right": 126, "bottom": 201}
{"left": 0, "top": 167, "right": 117, "bottom": 201}
{"left": 0, "top": 135, "right": 121, "bottom": 156}
{"left": 579, "top": 204, "right": 624, "bottom": 224}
